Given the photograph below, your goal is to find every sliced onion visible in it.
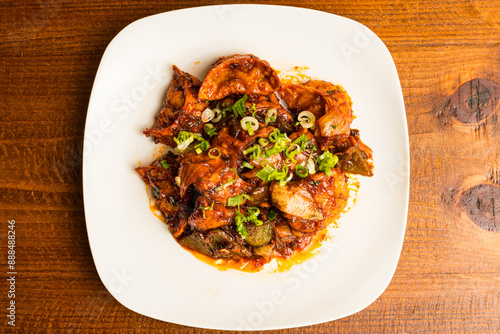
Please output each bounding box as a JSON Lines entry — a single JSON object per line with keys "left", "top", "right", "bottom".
{"left": 211, "top": 108, "right": 222, "bottom": 123}
{"left": 265, "top": 108, "right": 277, "bottom": 126}
{"left": 201, "top": 108, "right": 215, "bottom": 123}
{"left": 240, "top": 117, "right": 259, "bottom": 132}
{"left": 298, "top": 111, "right": 315, "bottom": 129}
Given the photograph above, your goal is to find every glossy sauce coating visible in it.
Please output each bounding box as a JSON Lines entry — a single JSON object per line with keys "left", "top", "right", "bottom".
{"left": 136, "top": 54, "right": 374, "bottom": 271}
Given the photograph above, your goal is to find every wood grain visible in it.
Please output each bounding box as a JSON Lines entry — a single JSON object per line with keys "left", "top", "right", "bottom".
{"left": 1, "top": 0, "right": 499, "bottom": 333}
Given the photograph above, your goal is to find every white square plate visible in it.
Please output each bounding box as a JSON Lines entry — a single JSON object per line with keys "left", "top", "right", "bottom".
{"left": 83, "top": 5, "right": 409, "bottom": 330}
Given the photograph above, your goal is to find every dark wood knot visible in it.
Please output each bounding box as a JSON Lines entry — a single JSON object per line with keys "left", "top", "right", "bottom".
{"left": 449, "top": 78, "right": 499, "bottom": 124}
{"left": 459, "top": 183, "right": 500, "bottom": 231}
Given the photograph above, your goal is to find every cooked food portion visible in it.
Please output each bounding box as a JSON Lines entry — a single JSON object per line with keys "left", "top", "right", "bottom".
{"left": 144, "top": 65, "right": 208, "bottom": 146}
{"left": 136, "top": 54, "right": 374, "bottom": 269}
{"left": 199, "top": 54, "right": 281, "bottom": 100}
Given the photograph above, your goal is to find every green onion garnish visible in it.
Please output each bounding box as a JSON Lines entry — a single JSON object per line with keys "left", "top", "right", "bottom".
{"left": 256, "top": 165, "right": 276, "bottom": 182}
{"left": 295, "top": 164, "right": 309, "bottom": 178}
{"left": 227, "top": 195, "right": 244, "bottom": 207}
{"left": 249, "top": 103, "right": 257, "bottom": 117}
{"left": 242, "top": 161, "right": 254, "bottom": 169}
{"left": 267, "top": 210, "right": 278, "bottom": 220}
{"left": 258, "top": 138, "right": 270, "bottom": 147}
{"left": 208, "top": 148, "right": 221, "bottom": 159}
{"left": 317, "top": 152, "right": 339, "bottom": 176}
{"left": 227, "top": 193, "right": 251, "bottom": 207}
{"left": 243, "top": 144, "right": 261, "bottom": 159}
{"left": 235, "top": 211, "right": 248, "bottom": 238}
{"left": 245, "top": 121, "right": 255, "bottom": 135}
{"left": 204, "top": 123, "right": 218, "bottom": 138}
{"left": 285, "top": 144, "right": 301, "bottom": 163}
{"left": 232, "top": 95, "right": 248, "bottom": 118}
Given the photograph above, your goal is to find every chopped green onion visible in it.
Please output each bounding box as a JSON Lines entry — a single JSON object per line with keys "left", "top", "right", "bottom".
{"left": 212, "top": 108, "right": 223, "bottom": 123}
{"left": 214, "top": 177, "right": 235, "bottom": 192}
{"left": 194, "top": 139, "right": 210, "bottom": 153}
{"left": 235, "top": 211, "right": 248, "bottom": 238}
{"left": 295, "top": 164, "right": 309, "bottom": 178}
{"left": 174, "top": 131, "right": 207, "bottom": 152}
{"left": 201, "top": 202, "right": 214, "bottom": 218}
{"left": 258, "top": 138, "right": 270, "bottom": 147}
{"left": 246, "top": 121, "right": 255, "bottom": 135}
{"left": 245, "top": 207, "right": 263, "bottom": 226}
{"left": 251, "top": 218, "right": 263, "bottom": 226}
{"left": 227, "top": 193, "right": 252, "bottom": 207}
{"left": 317, "top": 151, "right": 339, "bottom": 176}
{"left": 249, "top": 103, "right": 257, "bottom": 117}
{"left": 246, "top": 206, "right": 260, "bottom": 216}
{"left": 173, "top": 131, "right": 195, "bottom": 151}
{"left": 208, "top": 148, "right": 221, "bottom": 159}
{"left": 264, "top": 147, "right": 281, "bottom": 157}
{"left": 267, "top": 210, "right": 278, "bottom": 220}
{"left": 269, "top": 128, "right": 281, "bottom": 142}
{"left": 241, "top": 116, "right": 258, "bottom": 135}
{"left": 298, "top": 111, "right": 316, "bottom": 129}
{"left": 265, "top": 108, "right": 277, "bottom": 126}
{"left": 265, "top": 134, "right": 290, "bottom": 157}
{"left": 204, "top": 123, "right": 217, "bottom": 138}
{"left": 275, "top": 136, "right": 290, "bottom": 149}
{"left": 285, "top": 144, "right": 301, "bottom": 163}
{"left": 292, "top": 134, "right": 310, "bottom": 151}
{"left": 232, "top": 95, "right": 248, "bottom": 118}
{"left": 227, "top": 195, "right": 244, "bottom": 207}
{"left": 242, "top": 161, "right": 254, "bottom": 169}
{"left": 243, "top": 144, "right": 261, "bottom": 159}
{"left": 256, "top": 164, "right": 276, "bottom": 182}
{"left": 278, "top": 172, "right": 293, "bottom": 186}
{"left": 160, "top": 160, "right": 170, "bottom": 169}
{"left": 274, "top": 164, "right": 289, "bottom": 181}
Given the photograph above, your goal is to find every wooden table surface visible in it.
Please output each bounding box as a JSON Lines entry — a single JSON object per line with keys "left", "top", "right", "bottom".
{"left": 1, "top": 0, "right": 499, "bottom": 333}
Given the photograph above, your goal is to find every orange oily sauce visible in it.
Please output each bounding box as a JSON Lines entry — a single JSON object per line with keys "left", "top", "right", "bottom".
{"left": 180, "top": 227, "right": 331, "bottom": 273}
{"left": 275, "top": 65, "right": 311, "bottom": 84}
